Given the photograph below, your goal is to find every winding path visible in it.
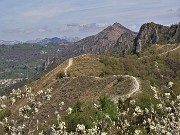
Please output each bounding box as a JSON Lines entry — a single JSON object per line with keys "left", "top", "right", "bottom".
{"left": 126, "top": 75, "right": 140, "bottom": 98}
{"left": 64, "top": 58, "right": 73, "bottom": 76}
{"left": 112, "top": 75, "right": 140, "bottom": 102}
{"left": 158, "top": 45, "right": 180, "bottom": 56}
{"left": 138, "top": 45, "right": 180, "bottom": 60}
{"left": 64, "top": 57, "right": 140, "bottom": 101}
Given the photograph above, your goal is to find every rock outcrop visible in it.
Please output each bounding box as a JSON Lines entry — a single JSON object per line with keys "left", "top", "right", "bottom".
{"left": 115, "top": 33, "right": 136, "bottom": 56}
{"left": 110, "top": 32, "right": 136, "bottom": 56}
{"left": 135, "top": 22, "right": 180, "bottom": 53}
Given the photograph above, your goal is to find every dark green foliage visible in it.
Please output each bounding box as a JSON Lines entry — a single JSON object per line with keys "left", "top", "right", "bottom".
{"left": 99, "top": 72, "right": 105, "bottom": 77}
{"left": 99, "top": 95, "right": 118, "bottom": 121}
{"left": 57, "top": 72, "right": 66, "bottom": 79}
{"left": 0, "top": 109, "right": 11, "bottom": 121}
{"left": 66, "top": 112, "right": 94, "bottom": 132}
{"left": 72, "top": 100, "right": 83, "bottom": 113}
{"left": 64, "top": 95, "right": 118, "bottom": 132}
{"left": 137, "top": 95, "right": 151, "bottom": 109}
{"left": 64, "top": 102, "right": 96, "bottom": 132}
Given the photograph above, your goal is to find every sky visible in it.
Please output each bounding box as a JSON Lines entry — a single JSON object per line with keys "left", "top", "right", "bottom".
{"left": 0, "top": 0, "right": 180, "bottom": 41}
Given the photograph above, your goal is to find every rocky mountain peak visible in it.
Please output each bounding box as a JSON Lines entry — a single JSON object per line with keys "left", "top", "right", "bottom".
{"left": 74, "top": 23, "right": 137, "bottom": 55}
{"left": 112, "top": 22, "right": 125, "bottom": 29}
{"left": 112, "top": 22, "right": 129, "bottom": 30}
{"left": 101, "top": 23, "right": 135, "bottom": 35}
{"left": 134, "top": 22, "right": 180, "bottom": 53}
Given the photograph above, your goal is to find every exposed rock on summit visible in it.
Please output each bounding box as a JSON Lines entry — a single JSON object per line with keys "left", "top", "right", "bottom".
{"left": 135, "top": 22, "right": 180, "bottom": 53}
{"left": 73, "top": 23, "right": 137, "bottom": 55}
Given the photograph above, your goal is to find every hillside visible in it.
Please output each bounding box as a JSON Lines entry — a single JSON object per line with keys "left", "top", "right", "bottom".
{"left": 0, "top": 42, "right": 179, "bottom": 134}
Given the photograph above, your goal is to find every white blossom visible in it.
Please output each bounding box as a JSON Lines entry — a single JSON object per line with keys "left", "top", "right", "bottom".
{"left": 66, "top": 107, "right": 73, "bottom": 114}
{"left": 168, "top": 81, "right": 173, "bottom": 88}
{"left": 177, "top": 95, "right": 180, "bottom": 101}
{"left": 165, "top": 93, "right": 171, "bottom": 98}
{"left": 130, "top": 100, "right": 136, "bottom": 105}
{"left": 1, "top": 104, "right": 7, "bottom": 109}
{"left": 76, "top": 124, "right": 85, "bottom": 132}
{"left": 134, "top": 129, "right": 142, "bottom": 135}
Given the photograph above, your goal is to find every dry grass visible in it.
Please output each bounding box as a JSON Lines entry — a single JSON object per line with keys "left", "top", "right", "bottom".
{"left": 68, "top": 54, "right": 104, "bottom": 77}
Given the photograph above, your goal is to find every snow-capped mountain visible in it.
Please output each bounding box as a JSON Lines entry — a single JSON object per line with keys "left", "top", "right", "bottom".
{"left": 25, "top": 38, "right": 42, "bottom": 44}
{"left": 0, "top": 37, "right": 80, "bottom": 45}
{"left": 0, "top": 40, "right": 22, "bottom": 45}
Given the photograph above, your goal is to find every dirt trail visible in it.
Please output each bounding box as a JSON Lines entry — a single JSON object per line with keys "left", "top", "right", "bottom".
{"left": 111, "top": 75, "right": 140, "bottom": 102}
{"left": 64, "top": 58, "right": 73, "bottom": 76}
{"left": 138, "top": 45, "right": 180, "bottom": 60}
{"left": 126, "top": 75, "right": 140, "bottom": 98}
{"left": 64, "top": 58, "right": 140, "bottom": 101}
{"left": 158, "top": 45, "right": 180, "bottom": 56}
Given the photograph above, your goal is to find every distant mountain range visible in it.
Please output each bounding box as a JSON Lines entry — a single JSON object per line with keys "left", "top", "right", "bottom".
{"left": 0, "top": 40, "right": 22, "bottom": 45}
{"left": 0, "top": 36, "right": 80, "bottom": 45}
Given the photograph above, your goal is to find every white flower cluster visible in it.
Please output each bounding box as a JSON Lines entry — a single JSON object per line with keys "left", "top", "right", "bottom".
{"left": 135, "top": 106, "right": 143, "bottom": 114}
{"left": 0, "top": 83, "right": 179, "bottom": 135}
{"left": 150, "top": 85, "right": 159, "bottom": 99}
{"left": 66, "top": 107, "right": 73, "bottom": 114}
{"left": 19, "top": 105, "right": 31, "bottom": 118}
{"left": 0, "top": 96, "right": 7, "bottom": 110}
{"left": 41, "top": 88, "right": 53, "bottom": 101}
{"left": 76, "top": 124, "right": 86, "bottom": 133}
{"left": 168, "top": 81, "right": 174, "bottom": 88}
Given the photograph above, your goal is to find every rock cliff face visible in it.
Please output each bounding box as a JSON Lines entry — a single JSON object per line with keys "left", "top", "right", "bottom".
{"left": 113, "top": 32, "right": 136, "bottom": 56}
{"left": 135, "top": 22, "right": 180, "bottom": 53}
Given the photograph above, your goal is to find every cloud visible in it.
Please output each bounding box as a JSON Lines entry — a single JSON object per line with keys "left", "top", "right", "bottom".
{"left": 24, "top": 29, "right": 34, "bottom": 34}
{"left": 61, "top": 23, "right": 108, "bottom": 33}
{"left": 2, "top": 27, "right": 51, "bottom": 34}
{"left": 2, "top": 28, "right": 23, "bottom": 33}
{"left": 167, "top": 8, "right": 180, "bottom": 18}
{"left": 1, "top": 23, "right": 108, "bottom": 40}
{"left": 167, "top": 9, "right": 173, "bottom": 12}
{"left": 175, "top": 8, "right": 180, "bottom": 17}
{"left": 37, "top": 28, "right": 50, "bottom": 33}
{"left": 129, "top": 25, "right": 137, "bottom": 30}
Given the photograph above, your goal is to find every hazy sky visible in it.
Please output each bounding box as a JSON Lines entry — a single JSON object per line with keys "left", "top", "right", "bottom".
{"left": 0, "top": 0, "right": 179, "bottom": 41}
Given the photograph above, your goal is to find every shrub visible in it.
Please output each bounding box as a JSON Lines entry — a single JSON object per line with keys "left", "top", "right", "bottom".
{"left": 0, "top": 109, "right": 11, "bottom": 121}
{"left": 65, "top": 101, "right": 96, "bottom": 132}
{"left": 99, "top": 94, "right": 118, "bottom": 121}
{"left": 66, "top": 112, "right": 94, "bottom": 132}
{"left": 136, "top": 94, "right": 152, "bottom": 109}
{"left": 57, "top": 72, "right": 65, "bottom": 79}
{"left": 72, "top": 100, "right": 83, "bottom": 113}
